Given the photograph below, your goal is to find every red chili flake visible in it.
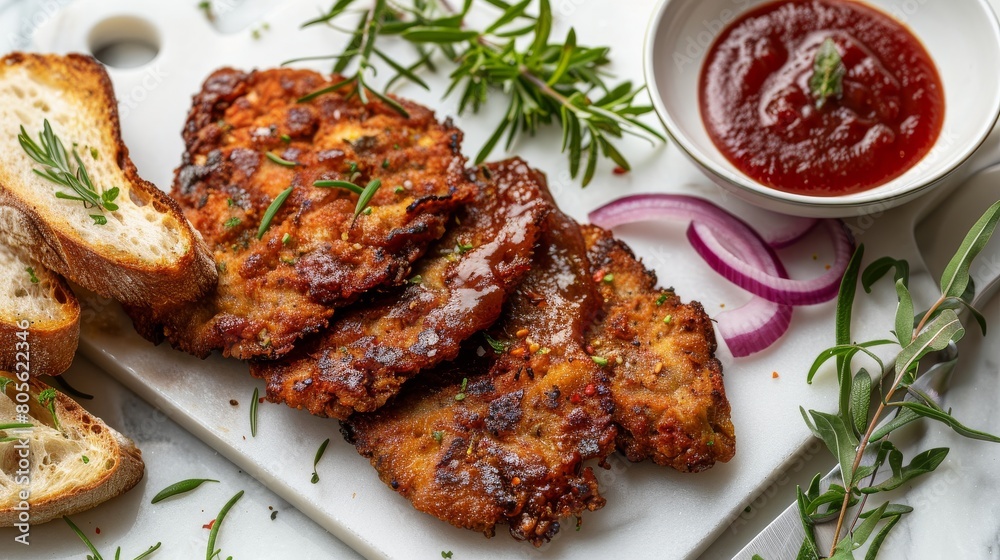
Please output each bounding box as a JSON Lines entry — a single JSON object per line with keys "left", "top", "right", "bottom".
{"left": 584, "top": 384, "right": 596, "bottom": 396}
{"left": 203, "top": 519, "right": 216, "bottom": 530}
{"left": 585, "top": 345, "right": 595, "bottom": 355}
{"left": 95, "top": 527, "right": 101, "bottom": 535}
{"left": 612, "top": 166, "right": 628, "bottom": 175}
{"left": 570, "top": 393, "right": 582, "bottom": 404}
{"left": 592, "top": 270, "right": 606, "bottom": 284}
{"left": 258, "top": 396, "right": 265, "bottom": 404}
{"left": 772, "top": 371, "right": 780, "bottom": 379}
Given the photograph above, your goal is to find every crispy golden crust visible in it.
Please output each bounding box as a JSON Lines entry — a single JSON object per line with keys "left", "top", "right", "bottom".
{"left": 345, "top": 210, "right": 616, "bottom": 545}
{"left": 251, "top": 158, "right": 551, "bottom": 418}
{"left": 127, "top": 68, "right": 476, "bottom": 359}
{"left": 581, "top": 225, "right": 735, "bottom": 472}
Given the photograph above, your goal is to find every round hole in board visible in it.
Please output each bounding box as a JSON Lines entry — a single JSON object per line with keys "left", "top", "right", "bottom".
{"left": 87, "top": 16, "right": 160, "bottom": 69}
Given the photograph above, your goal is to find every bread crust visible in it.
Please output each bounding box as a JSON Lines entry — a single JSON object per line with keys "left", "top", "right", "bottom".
{"left": 0, "top": 262, "right": 79, "bottom": 377}
{"left": 0, "top": 53, "right": 217, "bottom": 310}
{"left": 0, "top": 376, "right": 144, "bottom": 526}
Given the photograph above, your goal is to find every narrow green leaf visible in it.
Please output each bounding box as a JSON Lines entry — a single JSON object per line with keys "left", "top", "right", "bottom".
{"left": 862, "top": 257, "right": 909, "bottom": 293}
{"left": 403, "top": 27, "right": 480, "bottom": 43}
{"left": 353, "top": 179, "right": 383, "bottom": 221}
{"left": 311, "top": 438, "right": 331, "bottom": 484}
{"left": 940, "top": 200, "right": 1000, "bottom": 298}
{"left": 206, "top": 490, "right": 244, "bottom": 560}
{"left": 895, "top": 309, "right": 964, "bottom": 382}
{"left": 807, "top": 341, "right": 892, "bottom": 384}
{"left": 530, "top": 0, "right": 552, "bottom": 64}
{"left": 870, "top": 406, "right": 920, "bottom": 442}
{"left": 257, "top": 186, "right": 293, "bottom": 240}
{"left": 864, "top": 513, "right": 903, "bottom": 560}
{"left": 374, "top": 48, "right": 429, "bottom": 90}
{"left": 582, "top": 135, "right": 598, "bottom": 187}
{"left": 859, "top": 503, "right": 913, "bottom": 518}
{"left": 850, "top": 369, "right": 872, "bottom": 437}
{"left": 839, "top": 501, "right": 888, "bottom": 552}
{"left": 860, "top": 447, "right": 948, "bottom": 494}
{"left": 476, "top": 117, "right": 511, "bottom": 164}
{"left": 367, "top": 87, "right": 410, "bottom": 118}
{"left": 893, "top": 401, "right": 1000, "bottom": 442}
{"left": 894, "top": 278, "right": 914, "bottom": 346}
{"left": 314, "top": 180, "right": 364, "bottom": 194}
{"left": 485, "top": 0, "right": 531, "bottom": 34}
{"left": 64, "top": 516, "right": 104, "bottom": 560}
{"left": 547, "top": 28, "right": 576, "bottom": 85}
{"left": 297, "top": 77, "right": 355, "bottom": 103}
{"left": 808, "top": 410, "right": 859, "bottom": 484}
{"left": 795, "top": 486, "right": 821, "bottom": 560}
{"left": 265, "top": 152, "right": 299, "bottom": 167}
{"left": 301, "top": 0, "right": 357, "bottom": 27}
{"left": 810, "top": 38, "right": 845, "bottom": 109}
{"left": 250, "top": 387, "right": 259, "bottom": 437}
{"left": 151, "top": 478, "right": 220, "bottom": 504}
{"left": 836, "top": 245, "right": 864, "bottom": 375}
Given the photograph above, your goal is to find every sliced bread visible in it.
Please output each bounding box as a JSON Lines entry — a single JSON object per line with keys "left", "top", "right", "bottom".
{"left": 0, "top": 243, "right": 79, "bottom": 377}
{"left": 0, "top": 52, "right": 216, "bottom": 309}
{"left": 0, "top": 374, "right": 144, "bottom": 526}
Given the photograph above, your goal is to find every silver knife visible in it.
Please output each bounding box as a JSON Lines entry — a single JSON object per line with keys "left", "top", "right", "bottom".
{"left": 734, "top": 163, "right": 1000, "bottom": 560}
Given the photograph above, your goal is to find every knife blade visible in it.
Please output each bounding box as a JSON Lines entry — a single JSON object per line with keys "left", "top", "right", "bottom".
{"left": 733, "top": 162, "right": 1000, "bottom": 560}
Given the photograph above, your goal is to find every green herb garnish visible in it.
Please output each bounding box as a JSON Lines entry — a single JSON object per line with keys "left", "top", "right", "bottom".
{"left": 311, "top": 438, "right": 331, "bottom": 484}
{"left": 454, "top": 377, "right": 468, "bottom": 401}
{"left": 265, "top": 152, "right": 299, "bottom": 167}
{"left": 795, "top": 201, "right": 1000, "bottom": 558}
{"left": 280, "top": 134, "right": 291, "bottom": 143}
{"left": 456, "top": 241, "right": 474, "bottom": 254}
{"left": 288, "top": 0, "right": 662, "bottom": 186}
{"left": 250, "top": 387, "right": 259, "bottom": 437}
{"left": 656, "top": 293, "right": 668, "bottom": 306}
{"left": 314, "top": 178, "right": 383, "bottom": 224}
{"left": 408, "top": 274, "right": 423, "bottom": 285}
{"left": 810, "top": 38, "right": 845, "bottom": 109}
{"left": 432, "top": 430, "right": 444, "bottom": 443}
{"left": 64, "top": 516, "right": 161, "bottom": 560}
{"left": 602, "top": 273, "right": 614, "bottom": 284}
{"left": 151, "top": 478, "right": 219, "bottom": 504}
{"left": 223, "top": 217, "right": 241, "bottom": 229}
{"left": 662, "top": 314, "right": 672, "bottom": 324}
{"left": 206, "top": 490, "right": 244, "bottom": 560}
{"left": 258, "top": 186, "right": 293, "bottom": 239}
{"left": 17, "top": 119, "right": 120, "bottom": 219}
{"left": 37, "top": 388, "right": 60, "bottom": 431}
{"left": 81, "top": 455, "right": 89, "bottom": 464}
{"left": 484, "top": 333, "right": 506, "bottom": 355}
{"left": 591, "top": 356, "right": 608, "bottom": 366}
{"left": 441, "top": 552, "right": 453, "bottom": 559}
{"left": 18, "top": 120, "right": 120, "bottom": 222}
{"left": 25, "top": 266, "right": 39, "bottom": 284}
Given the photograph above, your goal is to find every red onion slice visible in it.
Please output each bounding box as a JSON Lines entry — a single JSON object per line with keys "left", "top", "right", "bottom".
{"left": 758, "top": 217, "right": 820, "bottom": 249}
{"left": 688, "top": 220, "right": 851, "bottom": 305}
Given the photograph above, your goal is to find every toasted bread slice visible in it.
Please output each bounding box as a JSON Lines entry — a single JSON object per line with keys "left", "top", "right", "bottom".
{"left": 0, "top": 52, "right": 216, "bottom": 309}
{"left": 0, "top": 242, "right": 79, "bottom": 377}
{"left": 0, "top": 374, "right": 144, "bottom": 526}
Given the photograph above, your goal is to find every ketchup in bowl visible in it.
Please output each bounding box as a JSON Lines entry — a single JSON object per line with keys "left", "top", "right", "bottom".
{"left": 699, "top": 0, "right": 944, "bottom": 197}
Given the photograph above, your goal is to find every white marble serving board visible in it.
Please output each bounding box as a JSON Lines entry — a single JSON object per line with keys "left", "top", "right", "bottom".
{"left": 18, "top": 0, "right": 999, "bottom": 558}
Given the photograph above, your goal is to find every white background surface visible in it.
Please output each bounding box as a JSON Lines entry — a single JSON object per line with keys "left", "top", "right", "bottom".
{"left": 0, "top": 1, "right": 996, "bottom": 559}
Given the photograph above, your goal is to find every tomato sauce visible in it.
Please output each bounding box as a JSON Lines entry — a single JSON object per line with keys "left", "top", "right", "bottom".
{"left": 699, "top": 0, "right": 944, "bottom": 196}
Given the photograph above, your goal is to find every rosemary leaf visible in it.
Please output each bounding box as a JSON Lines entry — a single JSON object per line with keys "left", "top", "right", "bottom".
{"left": 151, "top": 478, "right": 219, "bottom": 504}
{"left": 258, "top": 186, "right": 294, "bottom": 239}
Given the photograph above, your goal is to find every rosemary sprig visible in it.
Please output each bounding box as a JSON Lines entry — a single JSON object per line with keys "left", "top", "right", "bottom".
{"left": 290, "top": 0, "right": 662, "bottom": 186}
{"left": 787, "top": 201, "right": 1000, "bottom": 559}
{"left": 250, "top": 387, "right": 259, "bottom": 437}
{"left": 18, "top": 120, "right": 120, "bottom": 224}
{"left": 63, "top": 516, "right": 161, "bottom": 560}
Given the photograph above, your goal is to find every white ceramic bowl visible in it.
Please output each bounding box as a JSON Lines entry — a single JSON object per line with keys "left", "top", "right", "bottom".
{"left": 645, "top": 0, "right": 1000, "bottom": 218}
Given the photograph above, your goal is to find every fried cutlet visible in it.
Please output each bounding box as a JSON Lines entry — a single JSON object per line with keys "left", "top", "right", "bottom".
{"left": 250, "top": 158, "right": 551, "bottom": 419}
{"left": 582, "top": 225, "right": 735, "bottom": 472}
{"left": 344, "top": 209, "right": 617, "bottom": 545}
{"left": 126, "top": 68, "right": 476, "bottom": 359}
